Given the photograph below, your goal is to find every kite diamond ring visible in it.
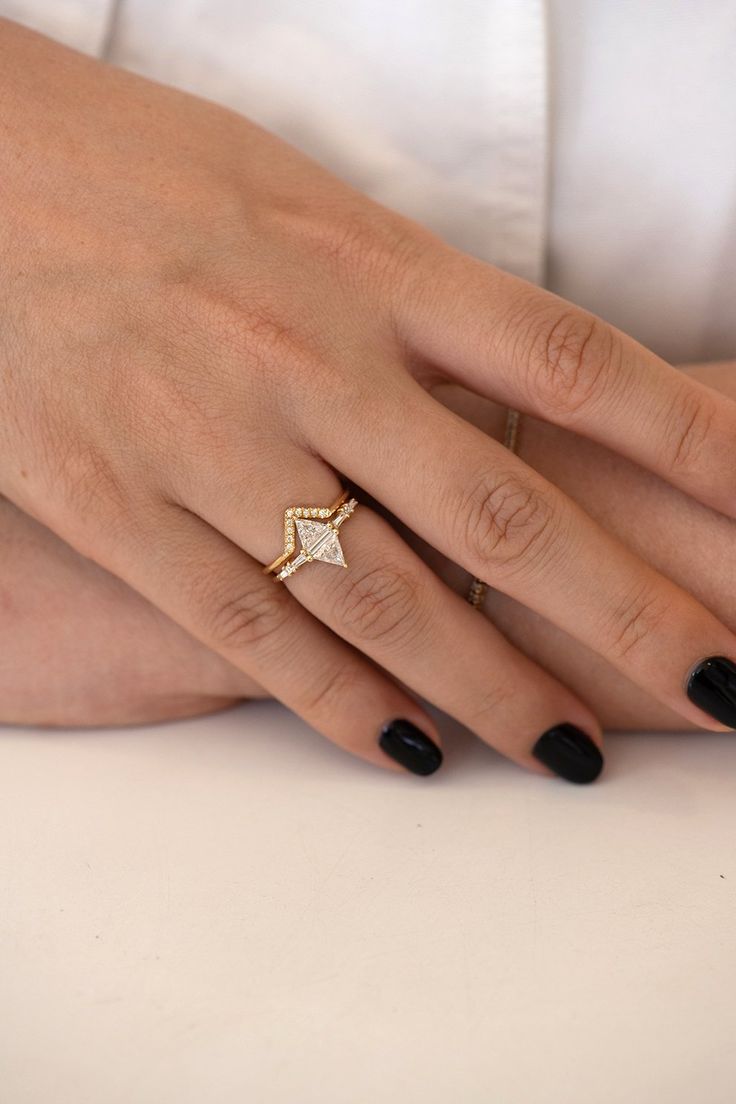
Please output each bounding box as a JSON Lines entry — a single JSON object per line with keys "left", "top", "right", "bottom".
{"left": 263, "top": 490, "right": 359, "bottom": 582}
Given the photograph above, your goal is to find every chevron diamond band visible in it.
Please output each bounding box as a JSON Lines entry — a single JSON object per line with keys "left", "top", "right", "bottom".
{"left": 263, "top": 490, "right": 358, "bottom": 582}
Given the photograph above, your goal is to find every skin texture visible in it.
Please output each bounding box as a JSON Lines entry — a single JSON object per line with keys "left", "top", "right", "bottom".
{"left": 4, "top": 17, "right": 736, "bottom": 776}
{"left": 2, "top": 362, "right": 734, "bottom": 738}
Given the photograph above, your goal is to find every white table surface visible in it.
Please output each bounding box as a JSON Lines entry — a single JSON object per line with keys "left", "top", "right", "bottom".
{"left": 1, "top": 703, "right": 734, "bottom": 1104}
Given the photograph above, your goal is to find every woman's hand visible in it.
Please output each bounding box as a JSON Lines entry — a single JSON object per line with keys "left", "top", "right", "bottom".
{"left": 4, "top": 19, "right": 736, "bottom": 781}
{"left": 5, "top": 363, "right": 736, "bottom": 762}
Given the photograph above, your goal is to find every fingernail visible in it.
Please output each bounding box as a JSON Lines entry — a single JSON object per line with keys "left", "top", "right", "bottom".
{"left": 686, "top": 655, "right": 736, "bottom": 728}
{"left": 533, "top": 723, "right": 604, "bottom": 784}
{"left": 379, "top": 719, "right": 443, "bottom": 776}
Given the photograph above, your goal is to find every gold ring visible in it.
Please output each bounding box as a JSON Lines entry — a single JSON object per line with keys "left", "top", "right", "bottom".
{"left": 263, "top": 489, "right": 358, "bottom": 581}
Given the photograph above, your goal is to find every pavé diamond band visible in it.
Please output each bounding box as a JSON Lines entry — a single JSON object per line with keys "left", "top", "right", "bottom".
{"left": 263, "top": 489, "right": 358, "bottom": 582}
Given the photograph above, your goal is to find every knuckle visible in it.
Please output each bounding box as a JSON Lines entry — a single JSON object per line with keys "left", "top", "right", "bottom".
{"left": 318, "top": 211, "right": 384, "bottom": 270}
{"left": 602, "top": 582, "right": 668, "bottom": 662}
{"left": 155, "top": 277, "right": 328, "bottom": 432}
{"left": 461, "top": 472, "right": 559, "bottom": 578}
{"left": 288, "top": 201, "right": 422, "bottom": 291}
{"left": 160, "top": 269, "right": 320, "bottom": 378}
{"left": 526, "top": 309, "right": 616, "bottom": 419}
{"left": 237, "top": 302, "right": 322, "bottom": 375}
{"left": 662, "top": 390, "right": 715, "bottom": 474}
{"left": 332, "top": 555, "right": 427, "bottom": 649}
{"left": 208, "top": 583, "right": 292, "bottom": 655}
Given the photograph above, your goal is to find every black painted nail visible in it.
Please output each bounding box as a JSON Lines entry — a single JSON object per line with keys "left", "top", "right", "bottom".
{"left": 686, "top": 656, "right": 736, "bottom": 728}
{"left": 533, "top": 723, "right": 603, "bottom": 784}
{"left": 379, "top": 719, "right": 443, "bottom": 776}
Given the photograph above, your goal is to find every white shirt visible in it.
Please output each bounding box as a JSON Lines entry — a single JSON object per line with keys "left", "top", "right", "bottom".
{"left": 2, "top": 0, "right": 734, "bottom": 363}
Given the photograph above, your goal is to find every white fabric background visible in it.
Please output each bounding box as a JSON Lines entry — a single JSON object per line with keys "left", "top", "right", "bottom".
{"left": 0, "top": 0, "right": 110, "bottom": 53}
{"left": 547, "top": 0, "right": 736, "bottom": 364}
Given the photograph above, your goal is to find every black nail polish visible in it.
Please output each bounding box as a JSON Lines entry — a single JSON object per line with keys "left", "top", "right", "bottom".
{"left": 533, "top": 723, "right": 603, "bottom": 784}
{"left": 686, "top": 656, "right": 736, "bottom": 728}
{"left": 379, "top": 719, "right": 443, "bottom": 776}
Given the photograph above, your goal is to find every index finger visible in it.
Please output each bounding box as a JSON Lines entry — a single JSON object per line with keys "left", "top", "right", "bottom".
{"left": 395, "top": 241, "right": 736, "bottom": 518}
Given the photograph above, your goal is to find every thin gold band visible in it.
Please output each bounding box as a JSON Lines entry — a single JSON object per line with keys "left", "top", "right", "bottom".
{"left": 466, "top": 407, "right": 522, "bottom": 609}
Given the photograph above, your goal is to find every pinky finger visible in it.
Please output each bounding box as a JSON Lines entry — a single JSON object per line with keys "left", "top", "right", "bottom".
{"left": 112, "top": 505, "right": 444, "bottom": 777}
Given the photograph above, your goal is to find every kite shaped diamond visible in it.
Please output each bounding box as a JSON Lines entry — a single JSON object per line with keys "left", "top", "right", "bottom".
{"left": 295, "top": 518, "right": 347, "bottom": 567}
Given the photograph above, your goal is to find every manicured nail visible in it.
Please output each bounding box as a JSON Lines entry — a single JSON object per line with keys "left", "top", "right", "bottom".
{"left": 533, "top": 723, "right": 603, "bottom": 784}
{"left": 379, "top": 719, "right": 443, "bottom": 776}
{"left": 686, "top": 656, "right": 736, "bottom": 728}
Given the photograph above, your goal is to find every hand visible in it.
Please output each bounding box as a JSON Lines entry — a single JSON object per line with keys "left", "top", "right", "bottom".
{"left": 5, "top": 362, "right": 736, "bottom": 758}
{"left": 5, "top": 20, "right": 736, "bottom": 783}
